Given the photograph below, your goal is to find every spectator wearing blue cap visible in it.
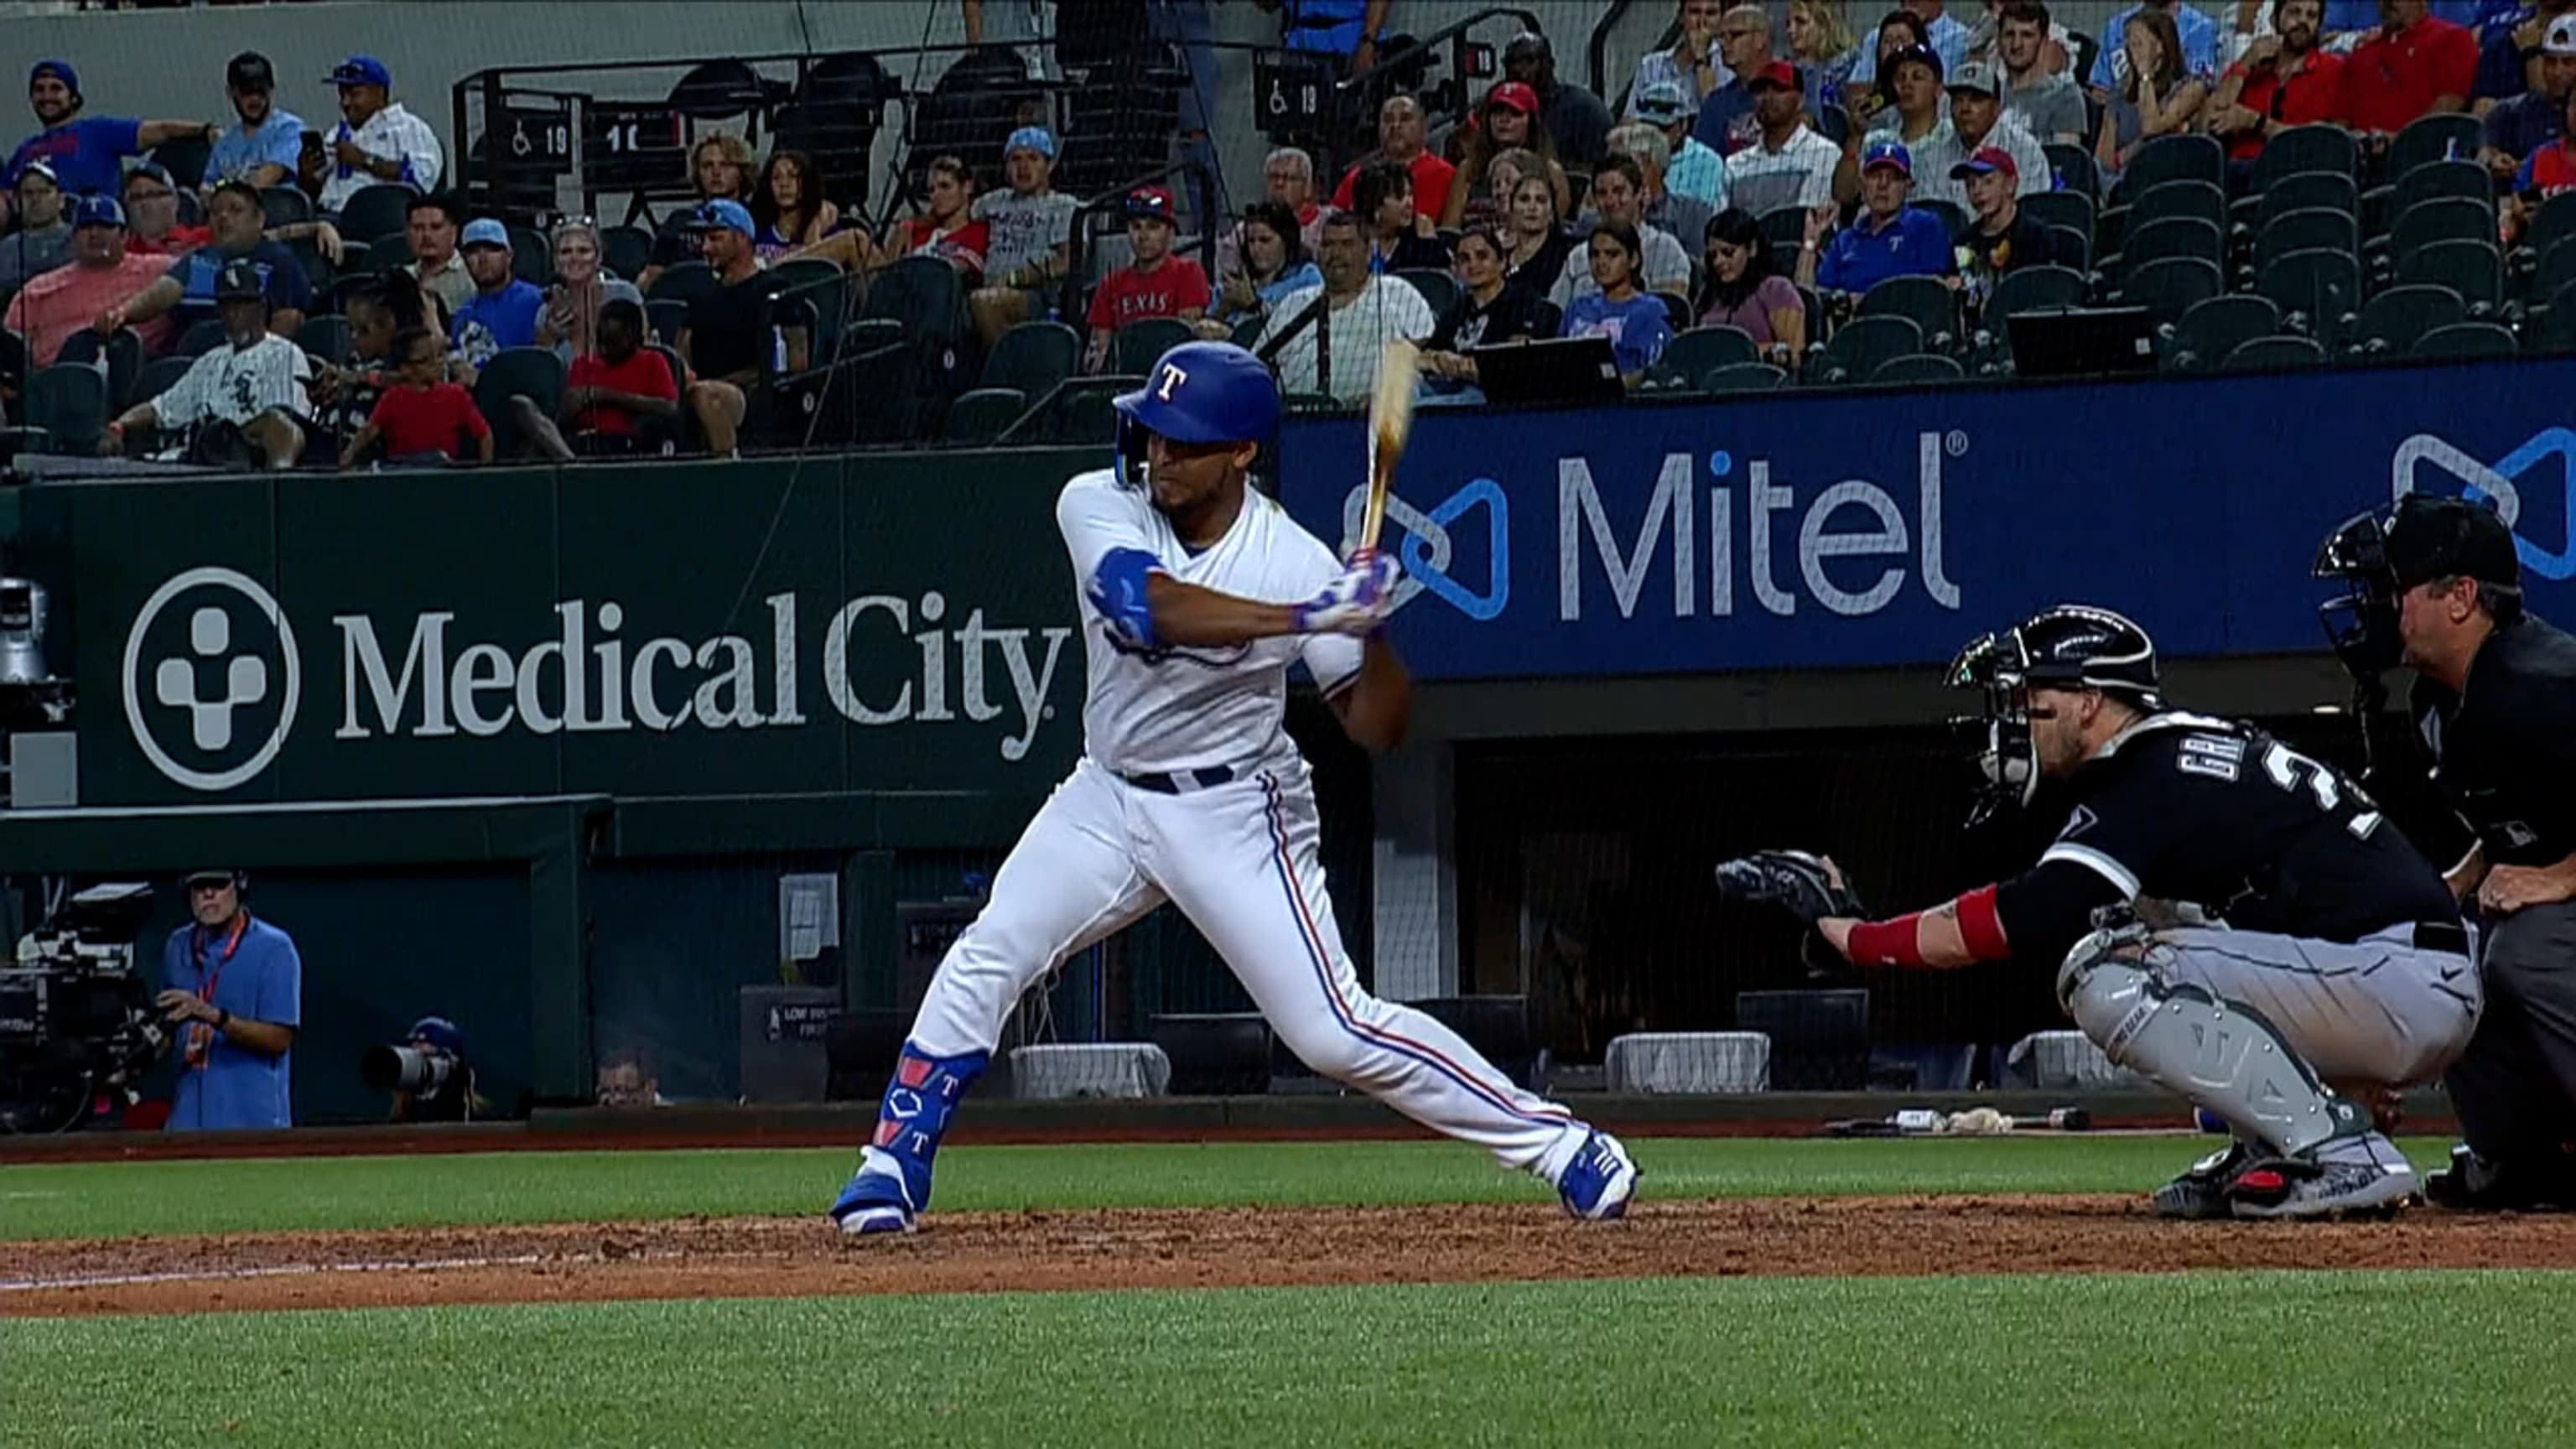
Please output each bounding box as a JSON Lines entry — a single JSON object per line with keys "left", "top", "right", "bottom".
{"left": 5, "top": 194, "right": 175, "bottom": 360}
{"left": 387, "top": 1015, "right": 489, "bottom": 1123}
{"left": 319, "top": 55, "right": 444, "bottom": 212}
{"left": 969, "top": 125, "right": 1077, "bottom": 346}
{"left": 681, "top": 198, "right": 805, "bottom": 456}
{"left": 450, "top": 219, "right": 545, "bottom": 368}
{"left": 3, "top": 59, "right": 216, "bottom": 219}
{"left": 1797, "top": 139, "right": 1955, "bottom": 296}
{"left": 205, "top": 51, "right": 304, "bottom": 191}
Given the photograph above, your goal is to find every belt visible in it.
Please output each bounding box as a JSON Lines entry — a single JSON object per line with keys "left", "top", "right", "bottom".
{"left": 1119, "top": 765, "right": 1237, "bottom": 794}
{"left": 2412, "top": 921, "right": 2469, "bottom": 955}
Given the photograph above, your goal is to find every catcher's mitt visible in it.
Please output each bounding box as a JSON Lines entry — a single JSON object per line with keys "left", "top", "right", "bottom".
{"left": 1712, "top": 850, "right": 1869, "bottom": 981}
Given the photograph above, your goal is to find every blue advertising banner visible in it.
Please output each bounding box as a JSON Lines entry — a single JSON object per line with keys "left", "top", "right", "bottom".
{"left": 1276, "top": 360, "right": 2576, "bottom": 681}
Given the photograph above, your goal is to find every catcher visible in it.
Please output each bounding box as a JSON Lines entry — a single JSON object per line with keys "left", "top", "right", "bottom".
{"left": 1717, "top": 604, "right": 2478, "bottom": 1219}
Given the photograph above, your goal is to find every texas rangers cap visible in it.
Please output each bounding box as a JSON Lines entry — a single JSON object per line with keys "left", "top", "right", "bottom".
{"left": 1744, "top": 60, "right": 1800, "bottom": 92}
{"left": 1487, "top": 80, "right": 1542, "bottom": 115}
{"left": 213, "top": 258, "right": 265, "bottom": 301}
{"left": 29, "top": 59, "right": 77, "bottom": 95}
{"left": 2547, "top": 13, "right": 2576, "bottom": 56}
{"left": 1949, "top": 145, "right": 2019, "bottom": 180}
{"left": 1124, "top": 186, "right": 1176, "bottom": 222}
{"left": 73, "top": 195, "right": 124, "bottom": 228}
{"left": 1862, "top": 140, "right": 1913, "bottom": 177}
{"left": 460, "top": 217, "right": 512, "bottom": 250}
{"left": 327, "top": 55, "right": 392, "bottom": 89}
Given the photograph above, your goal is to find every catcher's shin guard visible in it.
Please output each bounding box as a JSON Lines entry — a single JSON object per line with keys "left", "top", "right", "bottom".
{"left": 2058, "top": 927, "right": 2365, "bottom": 1157}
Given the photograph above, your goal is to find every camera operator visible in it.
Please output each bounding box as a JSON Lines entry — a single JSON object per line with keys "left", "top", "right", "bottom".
{"left": 378, "top": 1014, "right": 488, "bottom": 1123}
{"left": 153, "top": 869, "right": 299, "bottom": 1131}
{"left": 2317, "top": 496, "right": 2576, "bottom": 1210}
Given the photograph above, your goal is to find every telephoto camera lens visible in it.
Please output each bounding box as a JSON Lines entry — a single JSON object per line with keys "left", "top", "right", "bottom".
{"left": 360, "top": 1042, "right": 452, "bottom": 1095}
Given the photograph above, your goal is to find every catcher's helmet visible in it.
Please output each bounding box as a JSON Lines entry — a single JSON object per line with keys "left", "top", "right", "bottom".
{"left": 1946, "top": 605, "right": 2163, "bottom": 822}
{"left": 2313, "top": 494, "right": 2521, "bottom": 678}
{"left": 1110, "top": 340, "right": 1280, "bottom": 482}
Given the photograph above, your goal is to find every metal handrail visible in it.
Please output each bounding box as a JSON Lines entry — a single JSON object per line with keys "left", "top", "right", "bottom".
{"left": 1587, "top": 0, "right": 1644, "bottom": 100}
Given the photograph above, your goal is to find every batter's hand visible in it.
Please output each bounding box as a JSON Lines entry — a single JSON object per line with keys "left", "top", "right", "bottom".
{"left": 1291, "top": 550, "right": 1400, "bottom": 636}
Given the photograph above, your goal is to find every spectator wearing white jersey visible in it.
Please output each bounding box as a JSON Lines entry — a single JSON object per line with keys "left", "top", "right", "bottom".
{"left": 319, "top": 55, "right": 442, "bottom": 212}
{"left": 103, "top": 257, "right": 309, "bottom": 469}
{"left": 1251, "top": 210, "right": 1435, "bottom": 402}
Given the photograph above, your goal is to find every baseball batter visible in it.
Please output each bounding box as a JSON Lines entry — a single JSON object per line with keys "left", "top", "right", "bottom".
{"left": 828, "top": 341, "right": 1638, "bottom": 1234}
{"left": 1773, "top": 605, "right": 2477, "bottom": 1218}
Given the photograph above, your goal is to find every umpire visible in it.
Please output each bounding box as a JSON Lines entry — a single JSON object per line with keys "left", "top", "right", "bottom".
{"left": 2317, "top": 495, "right": 2576, "bottom": 1208}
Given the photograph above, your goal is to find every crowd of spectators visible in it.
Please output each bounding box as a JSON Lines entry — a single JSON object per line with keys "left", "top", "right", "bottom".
{"left": 3, "top": 1, "right": 2572, "bottom": 470}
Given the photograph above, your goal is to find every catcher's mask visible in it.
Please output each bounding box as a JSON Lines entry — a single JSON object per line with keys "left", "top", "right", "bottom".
{"left": 2312, "top": 494, "right": 2522, "bottom": 681}
{"left": 1946, "top": 605, "right": 2162, "bottom": 824}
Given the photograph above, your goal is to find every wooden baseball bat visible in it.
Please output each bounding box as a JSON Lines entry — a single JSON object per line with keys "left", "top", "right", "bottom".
{"left": 1358, "top": 339, "right": 1417, "bottom": 556}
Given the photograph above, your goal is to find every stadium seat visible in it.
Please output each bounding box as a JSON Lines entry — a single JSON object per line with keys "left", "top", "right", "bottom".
{"left": 2225, "top": 334, "right": 2326, "bottom": 370}
{"left": 1397, "top": 267, "right": 1458, "bottom": 317}
{"left": 173, "top": 318, "right": 230, "bottom": 358}
{"left": 1987, "top": 264, "right": 2088, "bottom": 323}
{"left": 943, "top": 386, "right": 1027, "bottom": 444}
{"left": 2161, "top": 293, "right": 2278, "bottom": 371}
{"left": 769, "top": 257, "right": 850, "bottom": 356}
{"left": 132, "top": 354, "right": 193, "bottom": 405}
{"left": 2395, "top": 160, "right": 2493, "bottom": 219}
{"left": 51, "top": 326, "right": 140, "bottom": 409}
{"left": 2350, "top": 284, "right": 2463, "bottom": 357}
{"left": 1857, "top": 274, "right": 1958, "bottom": 352}
{"left": 646, "top": 298, "right": 689, "bottom": 346}
{"left": 1757, "top": 205, "right": 1809, "bottom": 259}
{"left": 2257, "top": 169, "right": 2359, "bottom": 226}
{"left": 1813, "top": 314, "right": 1920, "bottom": 383}
{"left": 2521, "top": 193, "right": 2576, "bottom": 266}
{"left": 2398, "top": 239, "right": 2503, "bottom": 311}
{"left": 2250, "top": 124, "right": 2356, "bottom": 192}
{"left": 2537, "top": 281, "right": 2576, "bottom": 351}
{"left": 981, "top": 319, "right": 1081, "bottom": 394}
{"left": 1111, "top": 316, "right": 1196, "bottom": 378}
{"left": 24, "top": 363, "right": 105, "bottom": 453}
{"left": 2127, "top": 179, "right": 2225, "bottom": 234}
{"left": 2387, "top": 112, "right": 2481, "bottom": 179}
{"left": 602, "top": 225, "right": 654, "bottom": 283}
{"left": 472, "top": 346, "right": 566, "bottom": 459}
{"left": 336, "top": 184, "right": 418, "bottom": 252}
{"left": 1870, "top": 351, "right": 1964, "bottom": 384}
{"left": 1916, "top": 198, "right": 1971, "bottom": 241}
{"left": 2412, "top": 321, "right": 2517, "bottom": 361}
{"left": 509, "top": 226, "right": 551, "bottom": 286}
{"left": 260, "top": 185, "right": 312, "bottom": 230}
{"left": 1053, "top": 376, "right": 1140, "bottom": 444}
{"left": 2042, "top": 224, "right": 2093, "bottom": 273}
{"left": 645, "top": 260, "right": 721, "bottom": 306}
{"left": 2043, "top": 142, "right": 2100, "bottom": 199}
{"left": 364, "top": 229, "right": 411, "bottom": 272}
{"left": 2119, "top": 216, "right": 2224, "bottom": 273}
{"left": 2119, "top": 255, "right": 2221, "bottom": 320}
{"left": 2258, "top": 248, "right": 2361, "bottom": 343}
{"left": 2257, "top": 206, "right": 2359, "bottom": 268}
{"left": 2116, "top": 133, "right": 2223, "bottom": 200}
{"left": 2021, "top": 190, "right": 2096, "bottom": 247}
{"left": 1701, "top": 360, "right": 1787, "bottom": 392}
{"left": 1651, "top": 325, "right": 1758, "bottom": 390}
{"left": 2392, "top": 197, "right": 2498, "bottom": 262}
{"left": 2536, "top": 236, "right": 2576, "bottom": 303}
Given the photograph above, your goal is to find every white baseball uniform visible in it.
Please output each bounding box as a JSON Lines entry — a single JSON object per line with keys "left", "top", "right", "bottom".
{"left": 895, "top": 467, "right": 1589, "bottom": 1178}
{"left": 148, "top": 335, "right": 312, "bottom": 435}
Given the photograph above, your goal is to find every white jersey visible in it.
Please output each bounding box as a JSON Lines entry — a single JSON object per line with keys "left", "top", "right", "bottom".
{"left": 1056, "top": 467, "right": 1361, "bottom": 776}
{"left": 149, "top": 335, "right": 312, "bottom": 433}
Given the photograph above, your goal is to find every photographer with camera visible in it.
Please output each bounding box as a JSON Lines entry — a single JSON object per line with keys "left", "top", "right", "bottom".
{"left": 154, "top": 869, "right": 299, "bottom": 1132}
{"left": 366, "top": 1014, "right": 487, "bottom": 1123}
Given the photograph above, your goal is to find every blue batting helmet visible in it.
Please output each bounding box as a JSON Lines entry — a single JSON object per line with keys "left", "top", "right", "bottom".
{"left": 1111, "top": 340, "right": 1280, "bottom": 450}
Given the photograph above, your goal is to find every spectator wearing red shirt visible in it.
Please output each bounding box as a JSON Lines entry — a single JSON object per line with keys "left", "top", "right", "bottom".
{"left": 119, "top": 164, "right": 205, "bottom": 258}
{"left": 340, "top": 325, "right": 493, "bottom": 467}
{"left": 1331, "top": 93, "right": 1459, "bottom": 221}
{"left": 2211, "top": 0, "right": 2346, "bottom": 164}
{"left": 883, "top": 155, "right": 989, "bottom": 284}
{"left": 1083, "top": 187, "right": 1211, "bottom": 371}
{"left": 563, "top": 299, "right": 679, "bottom": 455}
{"left": 2340, "top": 0, "right": 2478, "bottom": 137}
{"left": 5, "top": 196, "right": 175, "bottom": 359}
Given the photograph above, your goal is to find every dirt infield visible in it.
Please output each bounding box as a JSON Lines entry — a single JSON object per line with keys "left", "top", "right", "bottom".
{"left": 9, "top": 1196, "right": 2575, "bottom": 1318}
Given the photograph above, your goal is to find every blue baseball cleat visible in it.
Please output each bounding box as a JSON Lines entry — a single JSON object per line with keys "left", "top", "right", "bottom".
{"left": 1557, "top": 1129, "right": 1639, "bottom": 1220}
{"left": 828, "top": 1163, "right": 919, "bottom": 1237}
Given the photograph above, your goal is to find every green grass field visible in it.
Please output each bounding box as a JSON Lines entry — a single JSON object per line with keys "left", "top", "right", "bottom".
{"left": 8, "top": 1136, "right": 2571, "bottom": 1449}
